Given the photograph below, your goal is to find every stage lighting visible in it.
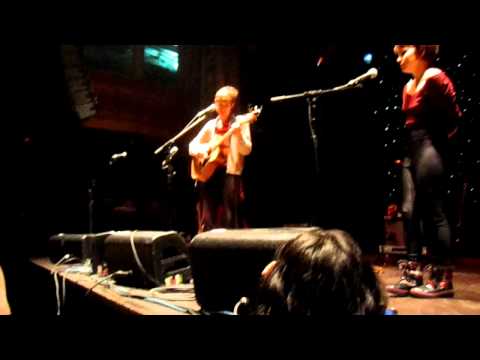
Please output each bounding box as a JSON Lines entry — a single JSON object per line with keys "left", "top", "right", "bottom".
{"left": 363, "top": 53, "right": 373, "bottom": 64}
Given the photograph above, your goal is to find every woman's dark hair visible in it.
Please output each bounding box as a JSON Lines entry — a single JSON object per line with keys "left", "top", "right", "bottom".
{"left": 251, "top": 229, "right": 387, "bottom": 315}
{"left": 415, "top": 45, "right": 440, "bottom": 64}
{"left": 394, "top": 45, "right": 440, "bottom": 65}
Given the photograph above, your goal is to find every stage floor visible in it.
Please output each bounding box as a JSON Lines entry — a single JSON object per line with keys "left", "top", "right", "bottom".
{"left": 377, "top": 261, "right": 480, "bottom": 315}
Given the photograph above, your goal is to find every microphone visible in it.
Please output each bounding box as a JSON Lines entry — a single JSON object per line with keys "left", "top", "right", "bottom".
{"left": 113, "top": 270, "right": 133, "bottom": 276}
{"left": 347, "top": 68, "right": 378, "bottom": 86}
{"left": 195, "top": 103, "right": 216, "bottom": 118}
{"left": 111, "top": 151, "right": 127, "bottom": 160}
{"left": 316, "top": 56, "right": 325, "bottom": 67}
{"left": 169, "top": 145, "right": 179, "bottom": 157}
{"left": 162, "top": 145, "right": 179, "bottom": 168}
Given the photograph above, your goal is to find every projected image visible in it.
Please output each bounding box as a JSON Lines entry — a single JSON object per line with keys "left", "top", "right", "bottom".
{"left": 82, "top": 45, "right": 180, "bottom": 80}
{"left": 144, "top": 45, "right": 179, "bottom": 73}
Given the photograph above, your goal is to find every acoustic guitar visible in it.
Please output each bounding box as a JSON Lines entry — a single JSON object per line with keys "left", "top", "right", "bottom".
{"left": 191, "top": 105, "right": 262, "bottom": 182}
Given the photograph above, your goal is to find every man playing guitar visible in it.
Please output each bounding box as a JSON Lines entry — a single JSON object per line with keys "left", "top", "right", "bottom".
{"left": 189, "top": 86, "right": 260, "bottom": 233}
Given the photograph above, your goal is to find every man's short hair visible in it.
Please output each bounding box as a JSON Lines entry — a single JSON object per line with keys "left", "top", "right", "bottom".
{"left": 215, "top": 86, "right": 239, "bottom": 103}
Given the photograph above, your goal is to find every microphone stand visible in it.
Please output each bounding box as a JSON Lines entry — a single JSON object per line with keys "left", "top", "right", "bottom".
{"left": 87, "top": 178, "right": 95, "bottom": 233}
{"left": 88, "top": 159, "right": 110, "bottom": 234}
{"left": 153, "top": 112, "right": 211, "bottom": 156}
{"left": 153, "top": 111, "right": 212, "bottom": 229}
{"left": 161, "top": 143, "right": 178, "bottom": 228}
{"left": 270, "top": 82, "right": 363, "bottom": 226}
{"left": 88, "top": 152, "right": 128, "bottom": 233}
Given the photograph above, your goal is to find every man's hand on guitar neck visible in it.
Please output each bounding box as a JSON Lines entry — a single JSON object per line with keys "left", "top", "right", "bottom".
{"left": 230, "top": 121, "right": 242, "bottom": 133}
{"left": 236, "top": 107, "right": 261, "bottom": 126}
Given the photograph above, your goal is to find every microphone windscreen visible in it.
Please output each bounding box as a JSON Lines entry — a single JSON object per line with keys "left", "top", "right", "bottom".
{"left": 368, "top": 68, "right": 378, "bottom": 79}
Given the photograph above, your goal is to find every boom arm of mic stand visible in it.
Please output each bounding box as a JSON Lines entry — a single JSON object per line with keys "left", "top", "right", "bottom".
{"left": 270, "top": 83, "right": 362, "bottom": 102}
{"left": 153, "top": 114, "right": 209, "bottom": 155}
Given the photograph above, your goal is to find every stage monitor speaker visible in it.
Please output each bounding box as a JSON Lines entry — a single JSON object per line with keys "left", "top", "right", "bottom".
{"left": 48, "top": 232, "right": 113, "bottom": 269}
{"left": 103, "top": 231, "right": 190, "bottom": 289}
{"left": 189, "top": 227, "right": 319, "bottom": 313}
{"left": 48, "top": 233, "right": 87, "bottom": 263}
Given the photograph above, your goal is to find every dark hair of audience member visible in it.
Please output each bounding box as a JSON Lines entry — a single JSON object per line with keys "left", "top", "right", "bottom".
{"left": 249, "top": 229, "right": 387, "bottom": 315}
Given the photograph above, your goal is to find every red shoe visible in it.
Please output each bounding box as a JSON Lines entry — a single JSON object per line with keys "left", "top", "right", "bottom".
{"left": 410, "top": 265, "right": 455, "bottom": 298}
{"left": 386, "top": 260, "right": 423, "bottom": 297}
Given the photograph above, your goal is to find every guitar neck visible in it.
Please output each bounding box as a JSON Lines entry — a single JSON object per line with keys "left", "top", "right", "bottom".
{"left": 211, "top": 127, "right": 237, "bottom": 150}
{"left": 209, "top": 107, "right": 261, "bottom": 151}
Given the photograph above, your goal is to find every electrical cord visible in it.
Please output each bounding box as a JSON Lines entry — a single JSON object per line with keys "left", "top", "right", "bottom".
{"left": 137, "top": 296, "right": 199, "bottom": 315}
{"left": 54, "top": 272, "right": 61, "bottom": 316}
{"left": 129, "top": 230, "right": 165, "bottom": 287}
{"left": 149, "top": 284, "right": 194, "bottom": 294}
{"left": 85, "top": 270, "right": 133, "bottom": 296}
{"left": 60, "top": 262, "right": 92, "bottom": 311}
{"left": 109, "top": 284, "right": 195, "bottom": 302}
{"left": 233, "top": 297, "right": 249, "bottom": 315}
{"left": 63, "top": 275, "right": 66, "bottom": 310}
{"left": 148, "top": 285, "right": 196, "bottom": 301}
{"left": 51, "top": 254, "right": 82, "bottom": 316}
{"left": 54, "top": 254, "right": 72, "bottom": 267}
{"left": 51, "top": 254, "right": 82, "bottom": 274}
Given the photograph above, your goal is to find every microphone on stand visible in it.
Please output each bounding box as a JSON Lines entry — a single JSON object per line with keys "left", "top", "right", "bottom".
{"left": 109, "top": 151, "right": 127, "bottom": 166}
{"left": 111, "top": 151, "right": 127, "bottom": 160}
{"left": 168, "top": 145, "right": 179, "bottom": 157}
{"left": 162, "top": 145, "right": 179, "bottom": 168}
{"left": 346, "top": 68, "right": 378, "bottom": 86}
{"left": 154, "top": 104, "right": 216, "bottom": 156}
{"left": 195, "top": 103, "right": 217, "bottom": 118}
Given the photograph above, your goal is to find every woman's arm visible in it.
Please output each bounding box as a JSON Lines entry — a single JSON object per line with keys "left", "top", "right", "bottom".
{"left": 0, "top": 266, "right": 11, "bottom": 315}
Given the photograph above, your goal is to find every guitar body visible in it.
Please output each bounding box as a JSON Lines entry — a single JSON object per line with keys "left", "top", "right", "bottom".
{"left": 191, "top": 148, "right": 226, "bottom": 183}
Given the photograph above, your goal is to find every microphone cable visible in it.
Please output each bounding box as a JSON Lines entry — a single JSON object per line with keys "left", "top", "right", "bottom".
{"left": 85, "top": 270, "right": 133, "bottom": 296}
{"left": 129, "top": 230, "right": 177, "bottom": 287}
{"left": 233, "top": 297, "right": 250, "bottom": 315}
{"left": 51, "top": 254, "right": 82, "bottom": 316}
